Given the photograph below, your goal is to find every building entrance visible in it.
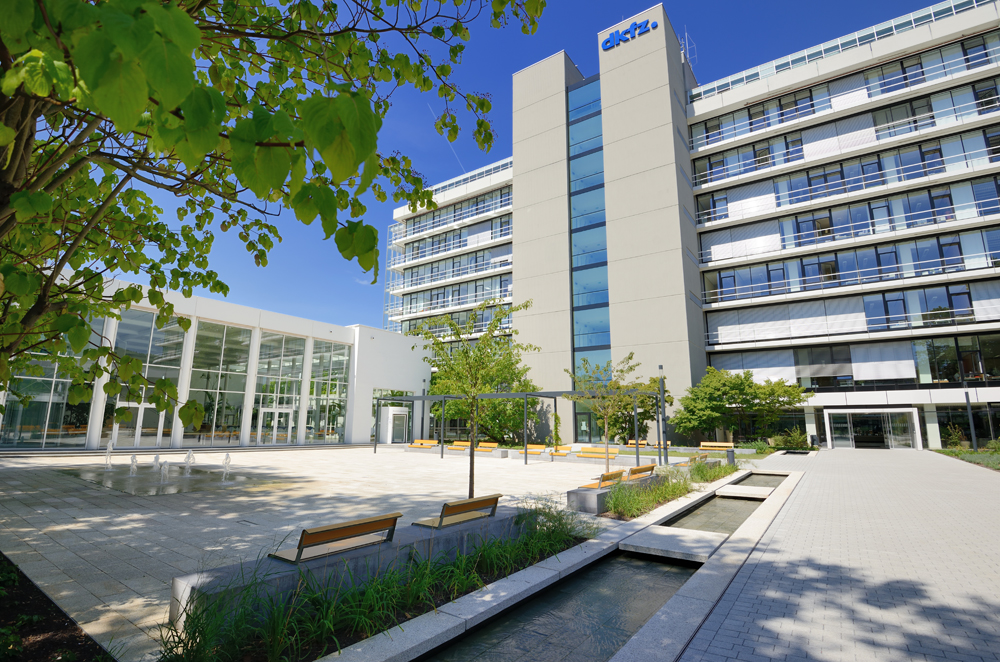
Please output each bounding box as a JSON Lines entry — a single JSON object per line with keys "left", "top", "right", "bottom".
{"left": 826, "top": 410, "right": 919, "bottom": 449}
{"left": 256, "top": 408, "right": 295, "bottom": 445}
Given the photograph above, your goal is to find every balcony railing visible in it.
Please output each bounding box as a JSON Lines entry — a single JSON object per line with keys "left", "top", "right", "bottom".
{"left": 690, "top": 0, "right": 997, "bottom": 103}
{"left": 696, "top": 144, "right": 1000, "bottom": 224}
{"left": 387, "top": 226, "right": 512, "bottom": 269}
{"left": 431, "top": 158, "right": 512, "bottom": 195}
{"left": 400, "top": 318, "right": 514, "bottom": 339}
{"left": 705, "top": 250, "right": 997, "bottom": 303}
{"left": 386, "top": 258, "right": 512, "bottom": 293}
{"left": 707, "top": 305, "right": 978, "bottom": 345}
{"left": 694, "top": 97, "right": 1000, "bottom": 187}
{"left": 386, "top": 287, "right": 513, "bottom": 317}
{"left": 690, "top": 43, "right": 1000, "bottom": 151}
{"left": 698, "top": 194, "right": 1000, "bottom": 263}
{"left": 390, "top": 196, "right": 512, "bottom": 244}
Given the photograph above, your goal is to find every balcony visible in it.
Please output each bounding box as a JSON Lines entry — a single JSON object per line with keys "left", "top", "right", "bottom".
{"left": 390, "top": 195, "right": 512, "bottom": 245}
{"left": 386, "top": 287, "right": 513, "bottom": 320}
{"left": 386, "top": 258, "right": 513, "bottom": 294}
{"left": 387, "top": 226, "right": 512, "bottom": 270}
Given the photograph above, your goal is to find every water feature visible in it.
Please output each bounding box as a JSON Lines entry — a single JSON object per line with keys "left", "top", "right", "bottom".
{"left": 129, "top": 455, "right": 138, "bottom": 476}
{"left": 422, "top": 552, "right": 697, "bottom": 662}
{"left": 62, "top": 455, "right": 269, "bottom": 496}
{"left": 737, "top": 473, "right": 787, "bottom": 488}
{"left": 152, "top": 455, "right": 160, "bottom": 472}
{"left": 664, "top": 496, "right": 760, "bottom": 536}
{"left": 160, "top": 461, "right": 170, "bottom": 484}
{"left": 221, "top": 453, "right": 231, "bottom": 482}
{"left": 104, "top": 440, "right": 115, "bottom": 470}
{"left": 184, "top": 450, "right": 195, "bottom": 475}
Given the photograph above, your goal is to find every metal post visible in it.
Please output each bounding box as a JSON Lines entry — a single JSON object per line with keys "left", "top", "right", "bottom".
{"left": 523, "top": 394, "right": 528, "bottom": 465}
{"left": 420, "top": 380, "right": 426, "bottom": 440}
{"left": 655, "top": 392, "right": 663, "bottom": 466}
{"left": 633, "top": 396, "right": 640, "bottom": 467}
{"left": 374, "top": 399, "right": 380, "bottom": 454}
{"left": 659, "top": 366, "right": 668, "bottom": 465}
{"left": 966, "top": 390, "right": 978, "bottom": 451}
{"left": 440, "top": 395, "right": 446, "bottom": 459}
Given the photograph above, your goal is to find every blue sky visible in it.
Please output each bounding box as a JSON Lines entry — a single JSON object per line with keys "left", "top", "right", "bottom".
{"left": 175, "top": 0, "right": 928, "bottom": 328}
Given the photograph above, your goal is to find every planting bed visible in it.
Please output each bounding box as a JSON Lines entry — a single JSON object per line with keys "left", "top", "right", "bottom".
{"left": 0, "top": 551, "right": 112, "bottom": 662}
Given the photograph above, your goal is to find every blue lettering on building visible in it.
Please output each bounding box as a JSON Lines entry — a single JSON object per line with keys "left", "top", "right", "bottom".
{"left": 601, "top": 19, "right": 658, "bottom": 51}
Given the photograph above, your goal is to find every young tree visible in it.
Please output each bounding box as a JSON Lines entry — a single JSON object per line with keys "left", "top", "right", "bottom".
{"left": 564, "top": 352, "right": 653, "bottom": 473}
{"left": 0, "top": 0, "right": 547, "bottom": 426}
{"left": 671, "top": 368, "right": 810, "bottom": 441}
{"left": 605, "top": 376, "right": 673, "bottom": 443}
{"left": 411, "top": 299, "right": 538, "bottom": 498}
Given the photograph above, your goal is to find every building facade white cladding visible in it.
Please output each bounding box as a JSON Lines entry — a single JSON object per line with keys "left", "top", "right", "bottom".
{"left": 1, "top": 283, "right": 431, "bottom": 451}
{"left": 384, "top": 1, "right": 1000, "bottom": 449}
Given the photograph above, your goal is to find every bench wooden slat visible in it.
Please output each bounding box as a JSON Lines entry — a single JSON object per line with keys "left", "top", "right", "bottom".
{"left": 269, "top": 512, "right": 402, "bottom": 564}
{"left": 580, "top": 469, "right": 625, "bottom": 489}
{"left": 412, "top": 494, "right": 502, "bottom": 529}
{"left": 700, "top": 442, "right": 734, "bottom": 450}
{"left": 475, "top": 442, "right": 499, "bottom": 452}
{"left": 624, "top": 464, "right": 656, "bottom": 481}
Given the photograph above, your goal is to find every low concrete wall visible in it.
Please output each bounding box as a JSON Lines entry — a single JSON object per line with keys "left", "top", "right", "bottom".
{"left": 169, "top": 508, "right": 525, "bottom": 628}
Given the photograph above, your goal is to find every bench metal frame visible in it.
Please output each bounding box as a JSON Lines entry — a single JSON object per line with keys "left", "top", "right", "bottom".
{"left": 412, "top": 494, "right": 502, "bottom": 529}
{"left": 269, "top": 512, "right": 403, "bottom": 565}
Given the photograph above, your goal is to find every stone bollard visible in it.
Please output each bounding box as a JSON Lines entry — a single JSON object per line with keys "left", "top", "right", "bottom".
{"left": 727, "top": 448, "right": 735, "bottom": 466}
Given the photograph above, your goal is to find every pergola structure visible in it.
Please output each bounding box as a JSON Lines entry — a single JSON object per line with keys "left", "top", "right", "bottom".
{"left": 374, "top": 388, "right": 671, "bottom": 466}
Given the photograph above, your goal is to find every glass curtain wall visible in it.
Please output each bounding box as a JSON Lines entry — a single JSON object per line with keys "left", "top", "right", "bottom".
{"left": 251, "top": 333, "right": 305, "bottom": 445}
{"left": 568, "top": 75, "right": 612, "bottom": 442}
{"left": 306, "top": 340, "right": 351, "bottom": 443}
{"left": 183, "top": 322, "right": 252, "bottom": 446}
{"left": 0, "top": 316, "right": 105, "bottom": 449}
{"left": 108, "top": 310, "right": 184, "bottom": 448}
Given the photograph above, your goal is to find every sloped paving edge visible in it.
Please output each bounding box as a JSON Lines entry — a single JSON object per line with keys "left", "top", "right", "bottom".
{"left": 321, "top": 469, "right": 756, "bottom": 662}
{"left": 609, "top": 470, "right": 805, "bottom": 662}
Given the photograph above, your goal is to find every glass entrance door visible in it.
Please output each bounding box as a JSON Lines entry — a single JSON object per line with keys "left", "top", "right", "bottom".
{"left": 112, "top": 404, "right": 166, "bottom": 447}
{"left": 257, "top": 409, "right": 295, "bottom": 445}
{"left": 826, "top": 411, "right": 916, "bottom": 449}
{"left": 391, "top": 414, "right": 408, "bottom": 443}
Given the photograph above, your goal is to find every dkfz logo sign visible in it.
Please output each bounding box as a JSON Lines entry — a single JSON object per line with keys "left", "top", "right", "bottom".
{"left": 601, "top": 19, "right": 659, "bottom": 51}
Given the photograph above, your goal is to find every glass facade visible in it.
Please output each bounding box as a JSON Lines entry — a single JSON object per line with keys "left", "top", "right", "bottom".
{"left": 251, "top": 333, "right": 305, "bottom": 445}
{"left": 306, "top": 340, "right": 351, "bottom": 443}
{"left": 184, "top": 322, "right": 251, "bottom": 446}
{"left": 567, "top": 76, "right": 612, "bottom": 377}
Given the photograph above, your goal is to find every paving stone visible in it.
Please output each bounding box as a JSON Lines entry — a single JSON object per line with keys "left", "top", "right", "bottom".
{"left": 619, "top": 526, "right": 728, "bottom": 562}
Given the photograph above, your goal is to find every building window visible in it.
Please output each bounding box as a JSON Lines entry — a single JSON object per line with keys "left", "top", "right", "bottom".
{"left": 184, "top": 322, "right": 251, "bottom": 447}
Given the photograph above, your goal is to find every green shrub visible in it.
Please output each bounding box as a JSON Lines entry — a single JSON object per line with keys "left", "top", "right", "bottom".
{"left": 604, "top": 469, "right": 691, "bottom": 519}
{"left": 738, "top": 440, "right": 772, "bottom": 455}
{"left": 943, "top": 423, "right": 969, "bottom": 449}
{"left": 770, "top": 427, "right": 808, "bottom": 449}
{"left": 985, "top": 439, "right": 1000, "bottom": 452}
{"left": 689, "top": 461, "right": 740, "bottom": 483}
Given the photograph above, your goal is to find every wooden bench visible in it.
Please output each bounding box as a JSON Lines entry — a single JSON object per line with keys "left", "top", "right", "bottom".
{"left": 577, "top": 447, "right": 620, "bottom": 459}
{"left": 518, "top": 443, "right": 548, "bottom": 455}
{"left": 624, "top": 464, "right": 656, "bottom": 481}
{"left": 412, "top": 494, "right": 502, "bottom": 529}
{"left": 580, "top": 470, "right": 625, "bottom": 489}
{"left": 269, "top": 512, "right": 403, "bottom": 564}
{"left": 699, "top": 442, "right": 734, "bottom": 452}
{"left": 448, "top": 441, "right": 471, "bottom": 451}
{"left": 677, "top": 453, "right": 709, "bottom": 467}
{"left": 475, "top": 442, "right": 499, "bottom": 452}
{"left": 408, "top": 439, "right": 439, "bottom": 449}
{"left": 550, "top": 445, "right": 575, "bottom": 457}
{"left": 624, "top": 440, "right": 648, "bottom": 448}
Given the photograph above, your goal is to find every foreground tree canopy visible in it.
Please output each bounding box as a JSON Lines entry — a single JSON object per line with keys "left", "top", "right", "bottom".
{"left": 670, "top": 368, "right": 810, "bottom": 441}
{"left": 0, "top": 0, "right": 546, "bottom": 425}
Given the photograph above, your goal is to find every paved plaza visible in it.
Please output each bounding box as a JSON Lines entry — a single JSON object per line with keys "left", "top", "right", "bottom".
{"left": 0, "top": 447, "right": 608, "bottom": 661}
{"left": 680, "top": 451, "right": 1000, "bottom": 662}
{"left": 3, "top": 447, "right": 1000, "bottom": 662}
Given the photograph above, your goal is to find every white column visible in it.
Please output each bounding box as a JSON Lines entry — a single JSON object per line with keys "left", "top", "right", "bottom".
{"left": 170, "top": 317, "right": 198, "bottom": 448}
{"left": 239, "top": 327, "right": 262, "bottom": 446}
{"left": 803, "top": 406, "right": 818, "bottom": 445}
{"left": 297, "top": 337, "right": 313, "bottom": 445}
{"left": 86, "top": 316, "right": 118, "bottom": 449}
{"left": 925, "top": 404, "right": 942, "bottom": 449}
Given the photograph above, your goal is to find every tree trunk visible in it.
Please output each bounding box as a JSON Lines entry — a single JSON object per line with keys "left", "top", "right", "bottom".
{"left": 468, "top": 397, "right": 476, "bottom": 499}
{"left": 604, "top": 414, "right": 610, "bottom": 473}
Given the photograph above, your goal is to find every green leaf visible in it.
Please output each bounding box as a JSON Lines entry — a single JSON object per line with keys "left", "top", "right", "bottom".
{"left": 54, "top": 314, "right": 80, "bottom": 333}
{"left": 254, "top": 147, "right": 291, "bottom": 192}
{"left": 3, "top": 0, "right": 34, "bottom": 43}
{"left": 67, "top": 324, "right": 91, "bottom": 353}
{"left": 357, "top": 152, "right": 380, "bottom": 196}
{"left": 92, "top": 57, "right": 148, "bottom": 132}
{"left": 140, "top": 37, "right": 195, "bottom": 109}
{"left": 179, "top": 399, "right": 205, "bottom": 428}
{"left": 72, "top": 31, "right": 116, "bottom": 89}
{"left": 4, "top": 272, "right": 29, "bottom": 296}
{"left": 0, "top": 125, "right": 16, "bottom": 148}
{"left": 299, "top": 93, "right": 380, "bottom": 185}
{"left": 143, "top": 1, "right": 202, "bottom": 53}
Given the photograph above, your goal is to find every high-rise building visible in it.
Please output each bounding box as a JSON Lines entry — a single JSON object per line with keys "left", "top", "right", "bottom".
{"left": 384, "top": 158, "right": 514, "bottom": 340}
{"left": 396, "top": 0, "right": 1000, "bottom": 451}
